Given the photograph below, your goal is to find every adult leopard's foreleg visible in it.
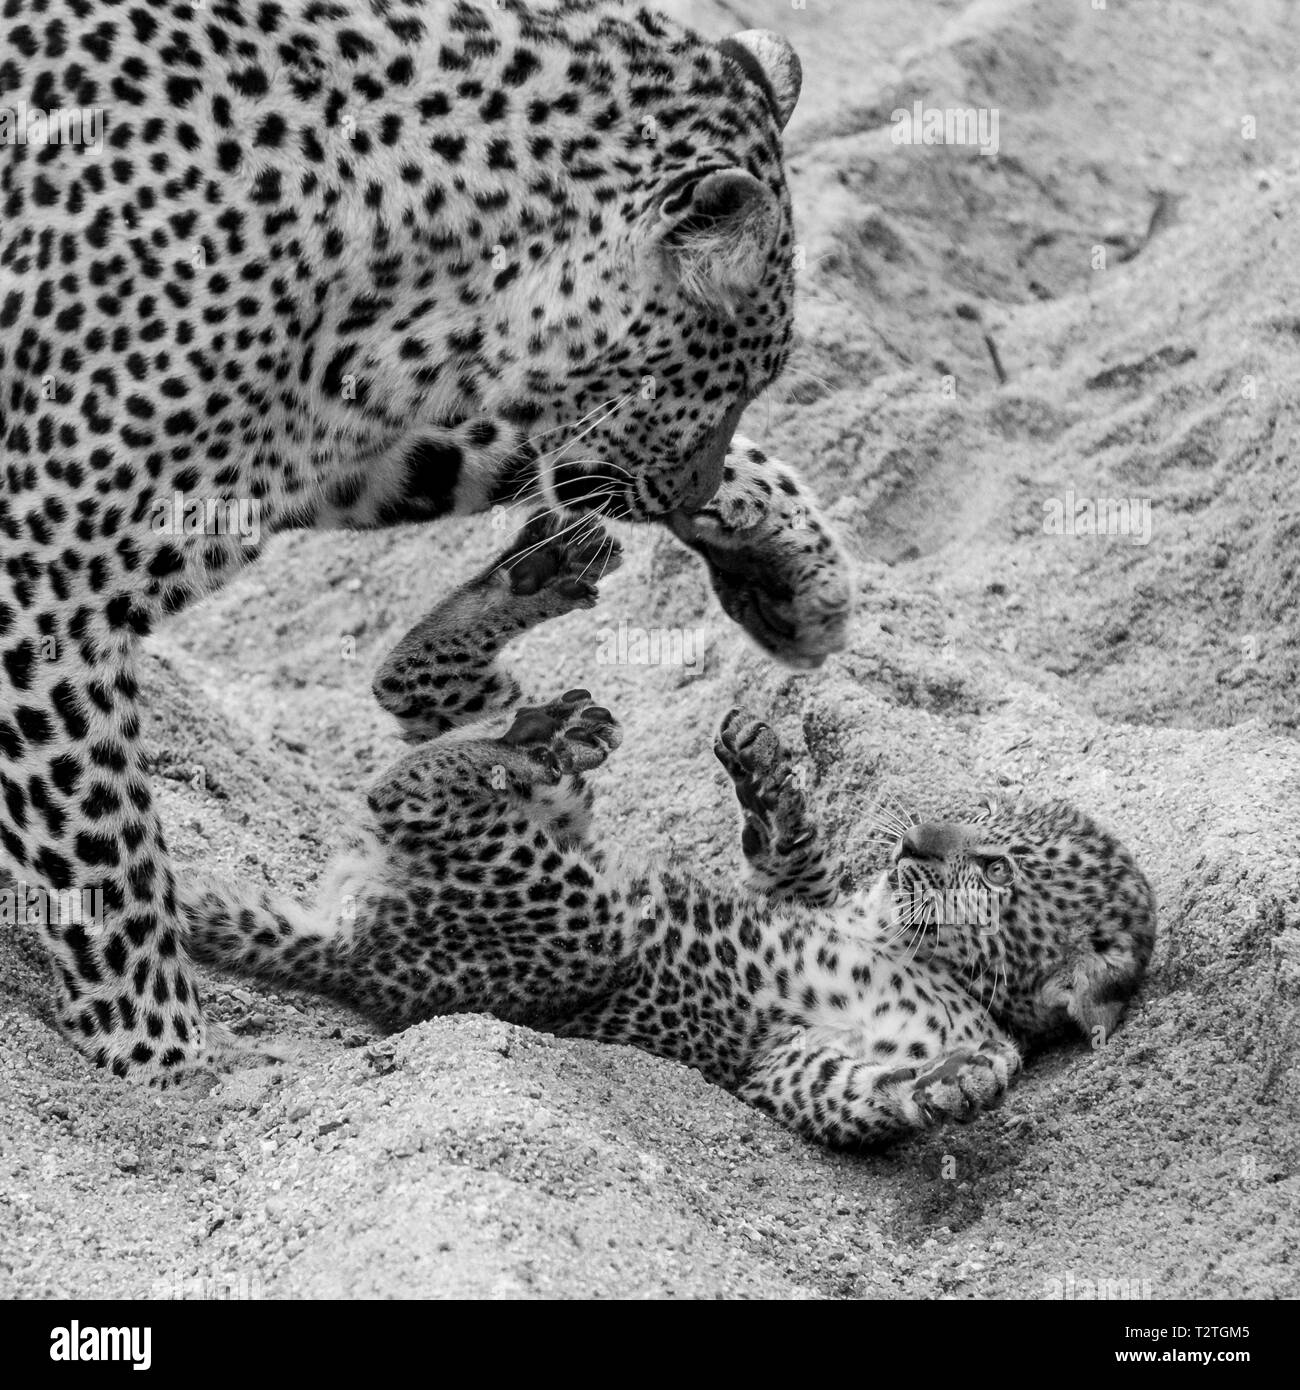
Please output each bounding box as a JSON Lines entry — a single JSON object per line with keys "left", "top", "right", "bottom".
{"left": 0, "top": 630, "right": 210, "bottom": 1083}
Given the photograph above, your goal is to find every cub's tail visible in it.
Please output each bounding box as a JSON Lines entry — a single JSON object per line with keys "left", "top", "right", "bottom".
{"left": 180, "top": 871, "right": 350, "bottom": 998}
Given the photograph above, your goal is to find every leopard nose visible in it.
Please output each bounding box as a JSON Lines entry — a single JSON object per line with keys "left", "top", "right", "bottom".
{"left": 894, "top": 823, "right": 966, "bottom": 863}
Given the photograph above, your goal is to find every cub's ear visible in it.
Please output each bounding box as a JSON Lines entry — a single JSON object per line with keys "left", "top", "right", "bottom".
{"left": 718, "top": 30, "right": 802, "bottom": 130}
{"left": 656, "top": 168, "right": 779, "bottom": 310}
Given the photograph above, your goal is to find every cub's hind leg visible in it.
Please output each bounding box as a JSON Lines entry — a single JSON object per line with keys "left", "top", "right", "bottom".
{"left": 187, "top": 691, "right": 630, "bottom": 1025}
{"left": 373, "top": 513, "right": 621, "bottom": 743}
{"left": 347, "top": 689, "right": 629, "bottom": 1023}
{"left": 187, "top": 513, "right": 627, "bottom": 1023}
{"left": 714, "top": 707, "right": 843, "bottom": 906}
{"left": 367, "top": 688, "right": 621, "bottom": 853}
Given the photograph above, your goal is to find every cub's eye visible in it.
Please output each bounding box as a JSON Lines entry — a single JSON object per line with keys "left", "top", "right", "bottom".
{"left": 980, "top": 855, "right": 1015, "bottom": 889}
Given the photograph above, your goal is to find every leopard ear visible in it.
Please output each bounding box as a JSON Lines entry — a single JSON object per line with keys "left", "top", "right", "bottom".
{"left": 718, "top": 30, "right": 802, "bottom": 130}
{"left": 656, "top": 168, "right": 779, "bottom": 308}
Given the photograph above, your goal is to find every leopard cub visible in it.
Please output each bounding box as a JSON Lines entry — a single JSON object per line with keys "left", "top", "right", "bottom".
{"left": 186, "top": 519, "right": 1155, "bottom": 1148}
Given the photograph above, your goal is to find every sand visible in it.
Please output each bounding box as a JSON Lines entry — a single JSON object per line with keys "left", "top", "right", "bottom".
{"left": 2, "top": 0, "right": 1297, "bottom": 1300}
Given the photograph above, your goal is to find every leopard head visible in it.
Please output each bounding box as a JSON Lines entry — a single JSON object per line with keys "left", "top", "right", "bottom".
{"left": 868, "top": 799, "right": 1157, "bottom": 1045}
{"left": 467, "top": 15, "right": 803, "bottom": 522}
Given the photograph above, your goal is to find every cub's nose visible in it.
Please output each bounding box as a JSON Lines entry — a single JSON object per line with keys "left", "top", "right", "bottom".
{"left": 893, "top": 822, "right": 968, "bottom": 863}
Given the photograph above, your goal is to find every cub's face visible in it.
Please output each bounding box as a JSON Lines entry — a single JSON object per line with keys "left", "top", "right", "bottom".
{"left": 486, "top": 27, "right": 803, "bottom": 522}
{"left": 869, "top": 800, "right": 1157, "bottom": 1044}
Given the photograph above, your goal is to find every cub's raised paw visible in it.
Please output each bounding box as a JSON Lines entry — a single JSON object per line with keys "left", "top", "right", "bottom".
{"left": 502, "top": 688, "right": 623, "bottom": 776}
{"left": 714, "top": 707, "right": 816, "bottom": 857}
{"left": 666, "top": 439, "right": 851, "bottom": 669}
{"left": 497, "top": 512, "right": 623, "bottom": 613}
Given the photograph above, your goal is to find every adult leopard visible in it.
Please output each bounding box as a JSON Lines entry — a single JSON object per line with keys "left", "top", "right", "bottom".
{"left": 0, "top": 0, "right": 810, "bottom": 1081}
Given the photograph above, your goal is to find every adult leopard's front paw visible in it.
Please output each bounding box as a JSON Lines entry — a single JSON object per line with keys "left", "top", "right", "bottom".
{"left": 665, "top": 439, "right": 851, "bottom": 669}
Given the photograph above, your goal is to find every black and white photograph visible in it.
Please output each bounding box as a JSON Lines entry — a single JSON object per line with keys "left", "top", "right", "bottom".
{"left": 0, "top": 0, "right": 1296, "bottom": 1322}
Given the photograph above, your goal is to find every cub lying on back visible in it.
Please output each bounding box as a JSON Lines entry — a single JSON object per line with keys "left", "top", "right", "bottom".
{"left": 185, "top": 515, "right": 1155, "bottom": 1148}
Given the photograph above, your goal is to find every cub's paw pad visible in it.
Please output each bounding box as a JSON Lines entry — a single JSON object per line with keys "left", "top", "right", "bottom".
{"left": 520, "top": 743, "right": 565, "bottom": 784}
{"left": 561, "top": 528, "right": 623, "bottom": 593}
{"left": 910, "top": 1051, "right": 1004, "bottom": 1124}
{"left": 714, "top": 706, "right": 783, "bottom": 782}
{"left": 714, "top": 707, "right": 813, "bottom": 850}
{"left": 500, "top": 514, "right": 623, "bottom": 604}
{"left": 502, "top": 690, "right": 621, "bottom": 772}
{"left": 502, "top": 689, "right": 589, "bottom": 747}
{"left": 502, "top": 709, "right": 560, "bottom": 748}
{"left": 558, "top": 705, "right": 622, "bottom": 772}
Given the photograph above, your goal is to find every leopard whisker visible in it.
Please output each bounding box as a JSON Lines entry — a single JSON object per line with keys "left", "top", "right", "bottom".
{"left": 571, "top": 516, "right": 616, "bottom": 583}
{"left": 500, "top": 482, "right": 620, "bottom": 536}
{"left": 537, "top": 394, "right": 634, "bottom": 467}
{"left": 513, "top": 394, "right": 627, "bottom": 456}
{"left": 490, "top": 508, "right": 597, "bottom": 575}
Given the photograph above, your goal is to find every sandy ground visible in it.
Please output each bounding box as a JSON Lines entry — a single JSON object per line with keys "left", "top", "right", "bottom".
{"left": 2, "top": 0, "right": 1298, "bottom": 1299}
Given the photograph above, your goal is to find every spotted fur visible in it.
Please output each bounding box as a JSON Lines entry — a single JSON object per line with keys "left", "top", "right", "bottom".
{"left": 667, "top": 438, "right": 852, "bottom": 668}
{"left": 0, "top": 0, "right": 812, "bottom": 1079}
{"left": 186, "top": 518, "right": 1157, "bottom": 1148}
